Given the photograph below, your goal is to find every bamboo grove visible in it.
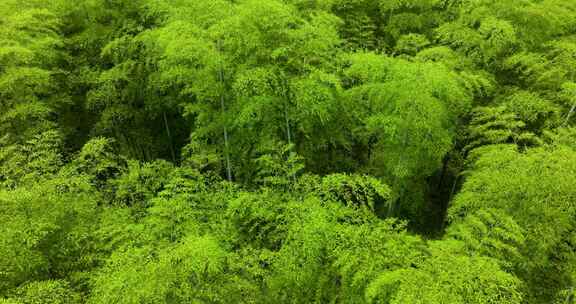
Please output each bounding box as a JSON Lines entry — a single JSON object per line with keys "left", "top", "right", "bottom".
{"left": 1, "top": 0, "right": 576, "bottom": 303}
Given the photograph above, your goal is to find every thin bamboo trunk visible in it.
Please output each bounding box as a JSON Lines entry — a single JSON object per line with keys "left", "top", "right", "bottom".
{"left": 221, "top": 91, "right": 232, "bottom": 182}
{"left": 284, "top": 99, "right": 292, "bottom": 146}
{"left": 219, "top": 67, "right": 232, "bottom": 182}
{"left": 163, "top": 112, "right": 177, "bottom": 163}
{"left": 563, "top": 101, "right": 576, "bottom": 126}
{"left": 217, "top": 40, "right": 232, "bottom": 182}
{"left": 282, "top": 77, "right": 296, "bottom": 185}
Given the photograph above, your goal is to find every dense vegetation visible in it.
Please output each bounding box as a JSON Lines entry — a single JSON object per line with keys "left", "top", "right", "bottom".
{"left": 1, "top": 0, "right": 576, "bottom": 303}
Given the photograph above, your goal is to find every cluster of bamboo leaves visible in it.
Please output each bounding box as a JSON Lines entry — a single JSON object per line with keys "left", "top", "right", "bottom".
{"left": 1, "top": 0, "right": 576, "bottom": 303}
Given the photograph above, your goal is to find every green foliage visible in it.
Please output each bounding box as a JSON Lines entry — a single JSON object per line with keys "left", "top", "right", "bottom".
{"left": 394, "top": 33, "right": 430, "bottom": 56}
{"left": 445, "top": 208, "right": 525, "bottom": 263}
{"left": 466, "top": 106, "right": 539, "bottom": 151}
{"left": 344, "top": 52, "right": 470, "bottom": 182}
{"left": 7, "top": 280, "right": 81, "bottom": 304}
{"left": 340, "top": 52, "right": 471, "bottom": 220}
{"left": 110, "top": 159, "right": 174, "bottom": 206}
{"left": 0, "top": 182, "right": 98, "bottom": 296}
{"left": 0, "top": 130, "right": 64, "bottom": 188}
{"left": 366, "top": 241, "right": 523, "bottom": 304}
{"left": 226, "top": 190, "right": 288, "bottom": 250}
{"left": 0, "top": 1, "right": 64, "bottom": 147}
{"left": 64, "top": 137, "right": 126, "bottom": 189}
{"left": 88, "top": 235, "right": 242, "bottom": 304}
{"left": 255, "top": 143, "right": 304, "bottom": 188}
{"left": 315, "top": 173, "right": 392, "bottom": 213}
{"left": 333, "top": 219, "right": 426, "bottom": 303}
{"left": 450, "top": 144, "right": 576, "bottom": 301}
{"left": 1, "top": 0, "right": 576, "bottom": 303}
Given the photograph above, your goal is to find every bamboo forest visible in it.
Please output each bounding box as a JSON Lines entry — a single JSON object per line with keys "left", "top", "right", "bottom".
{"left": 1, "top": 0, "right": 576, "bottom": 303}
